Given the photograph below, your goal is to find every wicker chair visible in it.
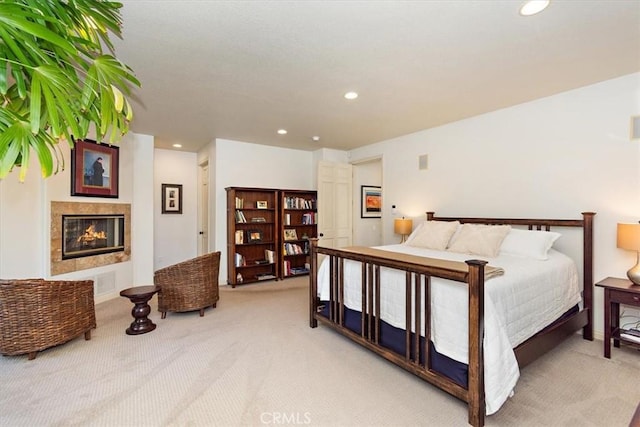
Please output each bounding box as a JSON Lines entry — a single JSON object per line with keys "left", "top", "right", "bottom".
{"left": 154, "top": 252, "right": 221, "bottom": 318}
{"left": 0, "top": 279, "right": 96, "bottom": 360}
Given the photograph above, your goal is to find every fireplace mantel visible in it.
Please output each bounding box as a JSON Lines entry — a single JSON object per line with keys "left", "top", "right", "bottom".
{"left": 51, "top": 201, "right": 131, "bottom": 275}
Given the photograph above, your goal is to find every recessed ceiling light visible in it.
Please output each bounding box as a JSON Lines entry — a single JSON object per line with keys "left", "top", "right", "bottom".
{"left": 312, "top": 136, "right": 320, "bottom": 142}
{"left": 519, "top": 0, "right": 550, "bottom": 16}
{"left": 277, "top": 129, "right": 287, "bottom": 135}
{"left": 344, "top": 91, "right": 358, "bottom": 100}
{"left": 172, "top": 143, "right": 182, "bottom": 148}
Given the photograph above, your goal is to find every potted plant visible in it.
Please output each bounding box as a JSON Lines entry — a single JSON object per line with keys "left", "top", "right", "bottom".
{"left": 0, "top": 0, "right": 140, "bottom": 181}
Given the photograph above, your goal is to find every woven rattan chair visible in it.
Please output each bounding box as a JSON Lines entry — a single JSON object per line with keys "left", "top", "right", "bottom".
{"left": 154, "top": 251, "right": 221, "bottom": 318}
{"left": 0, "top": 279, "right": 96, "bottom": 360}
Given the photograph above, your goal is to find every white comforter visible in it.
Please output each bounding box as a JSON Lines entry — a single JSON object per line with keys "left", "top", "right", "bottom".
{"left": 316, "top": 244, "right": 581, "bottom": 415}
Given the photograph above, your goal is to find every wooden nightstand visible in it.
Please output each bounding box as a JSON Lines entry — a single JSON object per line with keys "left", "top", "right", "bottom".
{"left": 595, "top": 277, "right": 640, "bottom": 358}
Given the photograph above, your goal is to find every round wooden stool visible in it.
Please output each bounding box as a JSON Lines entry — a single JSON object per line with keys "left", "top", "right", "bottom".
{"left": 119, "top": 285, "right": 160, "bottom": 335}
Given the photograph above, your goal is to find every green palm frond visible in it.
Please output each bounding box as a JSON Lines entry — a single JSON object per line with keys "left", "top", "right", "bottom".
{"left": 0, "top": 0, "right": 139, "bottom": 181}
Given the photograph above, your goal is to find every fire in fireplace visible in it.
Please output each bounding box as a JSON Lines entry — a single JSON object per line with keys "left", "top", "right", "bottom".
{"left": 62, "top": 214, "right": 125, "bottom": 260}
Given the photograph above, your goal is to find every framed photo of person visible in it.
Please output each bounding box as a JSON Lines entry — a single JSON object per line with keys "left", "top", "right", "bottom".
{"left": 70, "top": 138, "right": 119, "bottom": 198}
{"left": 161, "top": 183, "right": 183, "bottom": 214}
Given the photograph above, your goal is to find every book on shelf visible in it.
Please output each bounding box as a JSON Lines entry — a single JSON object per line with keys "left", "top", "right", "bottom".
{"left": 235, "top": 210, "right": 247, "bottom": 223}
{"left": 284, "top": 197, "right": 316, "bottom": 210}
{"left": 256, "top": 273, "right": 276, "bottom": 281}
{"left": 235, "top": 197, "right": 244, "bottom": 209}
{"left": 235, "top": 230, "right": 244, "bottom": 244}
{"left": 301, "top": 212, "right": 316, "bottom": 225}
{"left": 290, "top": 266, "right": 309, "bottom": 275}
{"left": 283, "top": 260, "right": 291, "bottom": 276}
{"left": 284, "top": 213, "right": 290, "bottom": 225}
{"left": 234, "top": 252, "right": 245, "bottom": 267}
{"left": 283, "top": 243, "right": 303, "bottom": 255}
{"left": 264, "top": 249, "right": 275, "bottom": 263}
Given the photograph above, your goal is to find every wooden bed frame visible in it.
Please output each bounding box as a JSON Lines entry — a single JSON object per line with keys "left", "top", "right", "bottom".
{"left": 309, "top": 211, "right": 595, "bottom": 427}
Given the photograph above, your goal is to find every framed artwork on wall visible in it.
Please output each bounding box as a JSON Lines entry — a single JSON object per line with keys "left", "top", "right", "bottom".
{"left": 361, "top": 185, "right": 382, "bottom": 218}
{"left": 70, "top": 139, "right": 119, "bottom": 198}
{"left": 161, "top": 183, "right": 183, "bottom": 214}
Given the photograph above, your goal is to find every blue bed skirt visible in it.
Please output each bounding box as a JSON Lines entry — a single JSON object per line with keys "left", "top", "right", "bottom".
{"left": 319, "top": 302, "right": 579, "bottom": 388}
{"left": 319, "top": 302, "right": 468, "bottom": 387}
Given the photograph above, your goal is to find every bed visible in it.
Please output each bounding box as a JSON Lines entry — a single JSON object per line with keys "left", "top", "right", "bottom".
{"left": 309, "top": 212, "right": 595, "bottom": 427}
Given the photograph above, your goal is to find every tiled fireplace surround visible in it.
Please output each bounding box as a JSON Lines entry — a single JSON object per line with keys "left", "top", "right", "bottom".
{"left": 51, "top": 201, "right": 131, "bottom": 275}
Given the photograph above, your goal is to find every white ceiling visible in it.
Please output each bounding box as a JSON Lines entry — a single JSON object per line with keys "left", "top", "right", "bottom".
{"left": 112, "top": 1, "right": 640, "bottom": 153}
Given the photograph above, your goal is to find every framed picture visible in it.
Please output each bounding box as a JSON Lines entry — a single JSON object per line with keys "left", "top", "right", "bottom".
{"left": 247, "top": 229, "right": 263, "bottom": 243}
{"left": 161, "top": 183, "right": 183, "bottom": 214}
{"left": 361, "top": 185, "right": 382, "bottom": 218}
{"left": 256, "top": 200, "right": 268, "bottom": 209}
{"left": 284, "top": 229, "right": 298, "bottom": 241}
{"left": 70, "top": 138, "right": 119, "bottom": 198}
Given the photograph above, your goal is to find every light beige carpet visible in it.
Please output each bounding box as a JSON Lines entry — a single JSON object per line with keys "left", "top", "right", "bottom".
{"left": 1, "top": 277, "right": 639, "bottom": 426}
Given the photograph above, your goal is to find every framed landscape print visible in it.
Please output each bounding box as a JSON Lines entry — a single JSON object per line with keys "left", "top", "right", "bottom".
{"left": 161, "top": 183, "right": 183, "bottom": 214}
{"left": 70, "top": 139, "right": 119, "bottom": 198}
{"left": 361, "top": 185, "right": 382, "bottom": 218}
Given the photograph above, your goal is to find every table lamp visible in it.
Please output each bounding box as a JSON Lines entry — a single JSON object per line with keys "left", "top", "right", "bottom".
{"left": 394, "top": 217, "right": 413, "bottom": 243}
{"left": 617, "top": 222, "right": 640, "bottom": 285}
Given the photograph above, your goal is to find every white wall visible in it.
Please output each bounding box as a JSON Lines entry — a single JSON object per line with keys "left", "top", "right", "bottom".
{"left": 0, "top": 132, "right": 155, "bottom": 303}
{"left": 349, "top": 72, "right": 640, "bottom": 337}
{"left": 154, "top": 148, "right": 199, "bottom": 269}
{"left": 214, "top": 139, "right": 314, "bottom": 283}
{"left": 352, "top": 159, "right": 383, "bottom": 246}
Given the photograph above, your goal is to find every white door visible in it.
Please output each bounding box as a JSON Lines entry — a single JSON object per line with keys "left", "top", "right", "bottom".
{"left": 317, "top": 160, "right": 352, "bottom": 248}
{"left": 198, "top": 163, "right": 209, "bottom": 255}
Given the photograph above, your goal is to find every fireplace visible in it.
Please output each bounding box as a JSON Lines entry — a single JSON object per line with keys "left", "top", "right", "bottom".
{"left": 51, "top": 201, "right": 131, "bottom": 275}
{"left": 62, "top": 214, "right": 125, "bottom": 260}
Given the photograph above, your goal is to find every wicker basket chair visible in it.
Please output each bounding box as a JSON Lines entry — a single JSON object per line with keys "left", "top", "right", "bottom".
{"left": 0, "top": 279, "right": 96, "bottom": 360}
{"left": 154, "top": 251, "right": 221, "bottom": 318}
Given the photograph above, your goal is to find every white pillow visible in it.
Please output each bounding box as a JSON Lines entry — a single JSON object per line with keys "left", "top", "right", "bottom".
{"left": 499, "top": 229, "right": 561, "bottom": 260}
{"left": 405, "top": 220, "right": 460, "bottom": 250}
{"left": 447, "top": 224, "right": 511, "bottom": 257}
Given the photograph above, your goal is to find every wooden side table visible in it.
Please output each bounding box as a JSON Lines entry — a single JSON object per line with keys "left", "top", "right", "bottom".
{"left": 119, "top": 285, "right": 161, "bottom": 335}
{"left": 595, "top": 277, "right": 640, "bottom": 358}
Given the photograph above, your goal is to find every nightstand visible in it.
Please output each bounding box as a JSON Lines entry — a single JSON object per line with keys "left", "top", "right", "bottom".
{"left": 595, "top": 277, "right": 640, "bottom": 358}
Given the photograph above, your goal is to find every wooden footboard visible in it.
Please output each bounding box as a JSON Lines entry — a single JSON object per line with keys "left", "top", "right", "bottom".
{"left": 308, "top": 212, "right": 595, "bottom": 427}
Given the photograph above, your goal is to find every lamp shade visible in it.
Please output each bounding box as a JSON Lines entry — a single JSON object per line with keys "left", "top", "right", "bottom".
{"left": 617, "top": 223, "right": 640, "bottom": 251}
{"left": 394, "top": 218, "right": 413, "bottom": 236}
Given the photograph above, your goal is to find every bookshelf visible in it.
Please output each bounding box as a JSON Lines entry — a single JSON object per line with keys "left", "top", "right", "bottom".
{"left": 226, "top": 187, "right": 279, "bottom": 287}
{"left": 280, "top": 189, "right": 317, "bottom": 279}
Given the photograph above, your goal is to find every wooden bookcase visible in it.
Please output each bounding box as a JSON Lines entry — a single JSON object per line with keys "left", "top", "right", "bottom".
{"left": 226, "top": 187, "right": 317, "bottom": 286}
{"left": 226, "top": 187, "right": 279, "bottom": 287}
{"left": 280, "top": 189, "right": 317, "bottom": 279}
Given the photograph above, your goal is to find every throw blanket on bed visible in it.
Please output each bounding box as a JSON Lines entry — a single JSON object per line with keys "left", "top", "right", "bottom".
{"left": 316, "top": 244, "right": 581, "bottom": 415}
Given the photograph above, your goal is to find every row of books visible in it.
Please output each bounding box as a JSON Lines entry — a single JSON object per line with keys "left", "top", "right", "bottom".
{"left": 282, "top": 260, "right": 310, "bottom": 277}
{"left": 235, "top": 251, "right": 276, "bottom": 267}
{"left": 283, "top": 242, "right": 305, "bottom": 255}
{"left": 302, "top": 212, "right": 316, "bottom": 224}
{"left": 235, "top": 197, "right": 244, "bottom": 209}
{"left": 284, "top": 197, "right": 316, "bottom": 210}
